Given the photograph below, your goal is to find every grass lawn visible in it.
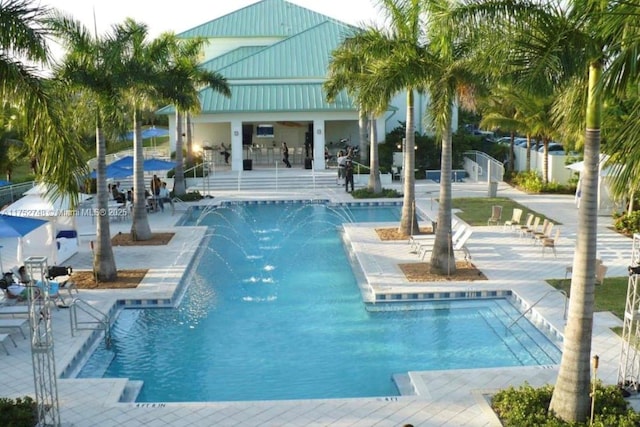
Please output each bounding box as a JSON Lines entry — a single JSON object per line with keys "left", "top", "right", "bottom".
{"left": 547, "top": 276, "right": 628, "bottom": 320}
{"left": 451, "top": 197, "right": 557, "bottom": 227}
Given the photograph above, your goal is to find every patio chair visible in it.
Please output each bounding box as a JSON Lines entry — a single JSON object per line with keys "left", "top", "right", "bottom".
{"left": 518, "top": 213, "right": 534, "bottom": 237}
{"left": 564, "top": 258, "right": 607, "bottom": 284}
{"left": 533, "top": 221, "right": 554, "bottom": 245}
{"left": 520, "top": 216, "right": 540, "bottom": 239}
{"left": 541, "top": 228, "right": 560, "bottom": 256}
{"left": 502, "top": 208, "right": 523, "bottom": 232}
{"left": 487, "top": 205, "right": 503, "bottom": 226}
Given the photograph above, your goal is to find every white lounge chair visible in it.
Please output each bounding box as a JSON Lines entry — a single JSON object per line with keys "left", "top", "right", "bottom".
{"left": 416, "top": 224, "right": 467, "bottom": 258}
{"left": 408, "top": 220, "right": 461, "bottom": 253}
{"left": 0, "top": 333, "right": 16, "bottom": 355}
{"left": 420, "top": 227, "right": 473, "bottom": 261}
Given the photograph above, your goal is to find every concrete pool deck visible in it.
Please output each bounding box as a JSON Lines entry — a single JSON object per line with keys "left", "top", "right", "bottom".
{"left": 0, "top": 178, "right": 635, "bottom": 426}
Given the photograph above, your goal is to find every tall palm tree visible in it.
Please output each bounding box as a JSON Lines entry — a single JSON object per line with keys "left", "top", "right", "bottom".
{"left": 453, "top": 0, "right": 636, "bottom": 421}
{"left": 325, "top": 30, "right": 383, "bottom": 194}
{"left": 50, "top": 14, "right": 133, "bottom": 281}
{"left": 0, "top": 0, "right": 86, "bottom": 200}
{"left": 158, "top": 37, "right": 230, "bottom": 196}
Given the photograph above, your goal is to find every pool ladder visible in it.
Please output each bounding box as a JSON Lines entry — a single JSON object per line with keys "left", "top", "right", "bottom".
{"left": 507, "top": 289, "right": 568, "bottom": 331}
{"left": 69, "top": 298, "right": 112, "bottom": 348}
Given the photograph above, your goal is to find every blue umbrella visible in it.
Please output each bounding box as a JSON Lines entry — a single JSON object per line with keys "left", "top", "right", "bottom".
{"left": 0, "top": 214, "right": 48, "bottom": 238}
{"left": 0, "top": 214, "right": 49, "bottom": 273}
{"left": 90, "top": 164, "right": 133, "bottom": 179}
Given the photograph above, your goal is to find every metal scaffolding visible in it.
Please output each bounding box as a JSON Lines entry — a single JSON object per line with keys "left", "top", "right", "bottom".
{"left": 618, "top": 234, "right": 640, "bottom": 391}
{"left": 25, "top": 256, "right": 60, "bottom": 426}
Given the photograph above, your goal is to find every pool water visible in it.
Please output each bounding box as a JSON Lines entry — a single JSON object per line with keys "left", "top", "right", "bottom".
{"left": 78, "top": 202, "right": 560, "bottom": 402}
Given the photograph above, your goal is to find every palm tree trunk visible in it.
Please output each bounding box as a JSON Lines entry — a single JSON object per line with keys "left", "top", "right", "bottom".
{"left": 398, "top": 90, "right": 419, "bottom": 235}
{"left": 93, "top": 125, "right": 117, "bottom": 281}
{"left": 430, "top": 116, "right": 456, "bottom": 275}
{"left": 131, "top": 110, "right": 152, "bottom": 240}
{"left": 173, "top": 111, "right": 186, "bottom": 195}
{"left": 186, "top": 113, "right": 193, "bottom": 167}
{"left": 359, "top": 109, "right": 368, "bottom": 164}
{"left": 367, "top": 117, "right": 381, "bottom": 193}
{"left": 549, "top": 62, "right": 601, "bottom": 423}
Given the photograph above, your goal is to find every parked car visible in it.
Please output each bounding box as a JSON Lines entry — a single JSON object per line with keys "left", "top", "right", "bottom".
{"left": 538, "top": 143, "right": 565, "bottom": 154}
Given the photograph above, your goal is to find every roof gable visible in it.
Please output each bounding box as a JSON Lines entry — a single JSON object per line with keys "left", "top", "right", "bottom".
{"left": 178, "top": 0, "right": 333, "bottom": 38}
{"left": 205, "top": 20, "right": 357, "bottom": 79}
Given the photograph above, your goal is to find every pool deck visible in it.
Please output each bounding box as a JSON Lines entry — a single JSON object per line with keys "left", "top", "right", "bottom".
{"left": 0, "top": 175, "right": 635, "bottom": 426}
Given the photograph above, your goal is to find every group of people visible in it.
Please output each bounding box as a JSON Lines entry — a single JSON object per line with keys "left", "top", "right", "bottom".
{"left": 0, "top": 266, "right": 31, "bottom": 301}
{"left": 149, "top": 175, "right": 174, "bottom": 212}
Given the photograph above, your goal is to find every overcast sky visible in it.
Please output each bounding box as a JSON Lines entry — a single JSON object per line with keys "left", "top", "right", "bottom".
{"left": 41, "top": 0, "right": 385, "bottom": 40}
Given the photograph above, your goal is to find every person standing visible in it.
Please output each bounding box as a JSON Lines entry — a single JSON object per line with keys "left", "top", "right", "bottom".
{"left": 282, "top": 142, "right": 292, "bottom": 168}
{"left": 336, "top": 150, "right": 347, "bottom": 184}
{"left": 345, "top": 158, "right": 354, "bottom": 193}
{"left": 220, "top": 143, "right": 230, "bottom": 164}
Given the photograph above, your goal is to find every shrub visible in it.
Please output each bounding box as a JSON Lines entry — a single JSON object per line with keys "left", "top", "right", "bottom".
{"left": 613, "top": 211, "right": 640, "bottom": 235}
{"left": 0, "top": 396, "right": 37, "bottom": 427}
{"left": 172, "top": 191, "right": 204, "bottom": 202}
{"left": 491, "top": 382, "right": 640, "bottom": 427}
{"left": 351, "top": 188, "right": 402, "bottom": 198}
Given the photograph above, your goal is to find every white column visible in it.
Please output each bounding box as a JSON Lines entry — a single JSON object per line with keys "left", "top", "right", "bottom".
{"left": 313, "top": 119, "right": 326, "bottom": 170}
{"left": 230, "top": 120, "right": 243, "bottom": 172}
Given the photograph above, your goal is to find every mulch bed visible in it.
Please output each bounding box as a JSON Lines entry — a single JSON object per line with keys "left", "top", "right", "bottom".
{"left": 71, "top": 269, "right": 148, "bottom": 289}
{"left": 111, "top": 232, "right": 175, "bottom": 246}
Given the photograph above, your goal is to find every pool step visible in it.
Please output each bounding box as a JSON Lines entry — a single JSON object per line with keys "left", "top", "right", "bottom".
{"left": 392, "top": 373, "right": 416, "bottom": 396}
{"left": 120, "top": 380, "right": 144, "bottom": 402}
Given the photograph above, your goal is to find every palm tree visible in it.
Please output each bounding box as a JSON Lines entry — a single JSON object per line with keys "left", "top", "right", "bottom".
{"left": 158, "top": 37, "right": 230, "bottom": 196}
{"left": 325, "top": 30, "right": 383, "bottom": 194}
{"left": 0, "top": 0, "right": 87, "bottom": 200}
{"left": 453, "top": 0, "right": 637, "bottom": 421}
{"left": 50, "top": 14, "right": 132, "bottom": 281}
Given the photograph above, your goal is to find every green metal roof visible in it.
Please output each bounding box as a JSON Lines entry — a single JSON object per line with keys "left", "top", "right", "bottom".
{"left": 157, "top": 83, "right": 356, "bottom": 114}
{"left": 203, "top": 20, "right": 356, "bottom": 79}
{"left": 178, "top": 0, "right": 333, "bottom": 39}
{"left": 199, "top": 46, "right": 268, "bottom": 72}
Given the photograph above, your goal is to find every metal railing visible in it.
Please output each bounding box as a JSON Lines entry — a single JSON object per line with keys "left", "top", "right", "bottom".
{"left": 463, "top": 150, "right": 504, "bottom": 183}
{"left": 0, "top": 181, "right": 36, "bottom": 207}
{"left": 69, "top": 298, "right": 111, "bottom": 348}
{"left": 507, "top": 289, "right": 567, "bottom": 330}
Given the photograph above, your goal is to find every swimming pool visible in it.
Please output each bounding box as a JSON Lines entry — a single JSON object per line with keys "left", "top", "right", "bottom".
{"left": 78, "top": 202, "right": 560, "bottom": 402}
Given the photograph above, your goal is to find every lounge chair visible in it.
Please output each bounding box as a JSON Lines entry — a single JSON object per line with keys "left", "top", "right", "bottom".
{"left": 420, "top": 227, "right": 473, "bottom": 262}
{"left": 416, "top": 224, "right": 467, "bottom": 258}
{"left": 487, "top": 205, "right": 503, "bottom": 226}
{"left": 503, "top": 208, "right": 523, "bottom": 232}
{"left": 408, "top": 219, "right": 461, "bottom": 253}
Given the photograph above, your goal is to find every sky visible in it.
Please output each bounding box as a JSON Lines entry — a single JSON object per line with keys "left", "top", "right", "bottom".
{"left": 41, "top": 0, "right": 385, "bottom": 41}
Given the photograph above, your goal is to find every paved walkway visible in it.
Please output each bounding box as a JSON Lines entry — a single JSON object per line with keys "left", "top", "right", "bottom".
{"left": 0, "top": 178, "right": 635, "bottom": 426}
